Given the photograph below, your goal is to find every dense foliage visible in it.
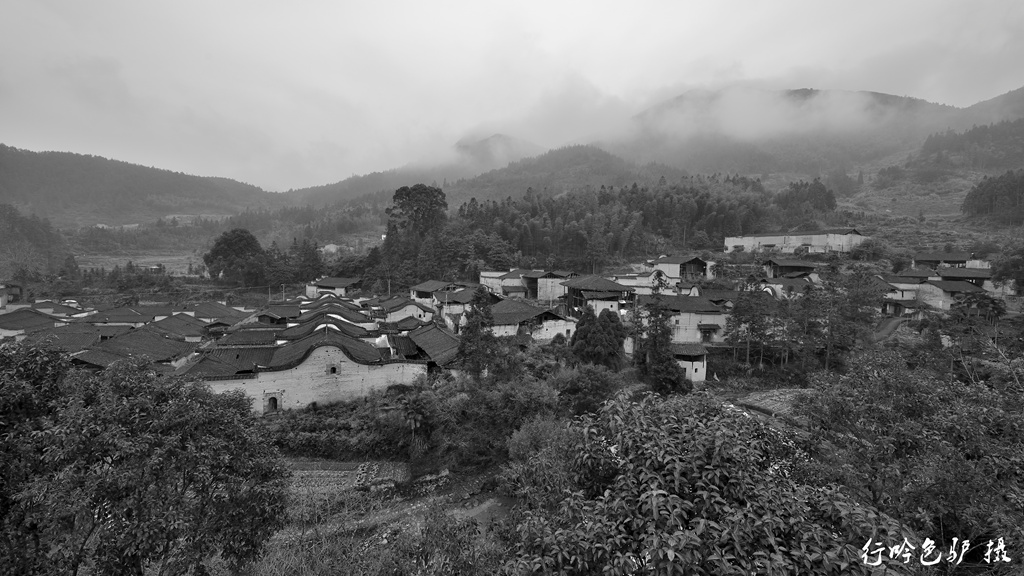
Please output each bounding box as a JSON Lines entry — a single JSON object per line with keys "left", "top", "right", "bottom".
{"left": 0, "top": 345, "right": 290, "bottom": 575}
{"left": 961, "top": 170, "right": 1024, "bottom": 224}
{"left": 203, "top": 228, "right": 269, "bottom": 286}
{"left": 796, "top": 350, "right": 1024, "bottom": 568}
{"left": 506, "top": 393, "right": 911, "bottom": 575}
{"left": 355, "top": 178, "right": 846, "bottom": 292}
{"left": 0, "top": 203, "right": 67, "bottom": 279}
{"left": 922, "top": 119, "right": 1024, "bottom": 171}
{"left": 569, "top": 307, "right": 628, "bottom": 370}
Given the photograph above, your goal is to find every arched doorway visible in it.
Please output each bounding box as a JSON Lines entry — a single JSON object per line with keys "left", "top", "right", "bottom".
{"left": 267, "top": 397, "right": 278, "bottom": 412}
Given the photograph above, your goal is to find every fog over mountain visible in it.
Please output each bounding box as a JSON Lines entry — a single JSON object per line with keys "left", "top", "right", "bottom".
{"left": 2, "top": 1, "right": 1022, "bottom": 191}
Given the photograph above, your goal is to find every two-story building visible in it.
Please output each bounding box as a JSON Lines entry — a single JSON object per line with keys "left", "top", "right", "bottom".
{"left": 636, "top": 295, "right": 728, "bottom": 345}
{"left": 562, "top": 276, "right": 635, "bottom": 318}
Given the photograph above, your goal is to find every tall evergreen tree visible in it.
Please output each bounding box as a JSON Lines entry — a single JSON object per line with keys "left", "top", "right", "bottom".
{"left": 457, "top": 287, "right": 498, "bottom": 381}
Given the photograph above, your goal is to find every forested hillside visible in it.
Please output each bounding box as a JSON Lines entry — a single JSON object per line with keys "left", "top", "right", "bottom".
{"left": 443, "top": 145, "right": 690, "bottom": 207}
{"left": 961, "top": 170, "right": 1024, "bottom": 224}
{"left": 609, "top": 88, "right": 966, "bottom": 175}
{"left": 348, "top": 177, "right": 848, "bottom": 292}
{"left": 919, "top": 119, "right": 1024, "bottom": 171}
{"left": 289, "top": 134, "right": 544, "bottom": 206}
{"left": 0, "top": 145, "right": 290, "bottom": 228}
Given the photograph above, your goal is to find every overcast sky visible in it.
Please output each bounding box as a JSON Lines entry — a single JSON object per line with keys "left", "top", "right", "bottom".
{"left": 2, "top": 0, "right": 1022, "bottom": 191}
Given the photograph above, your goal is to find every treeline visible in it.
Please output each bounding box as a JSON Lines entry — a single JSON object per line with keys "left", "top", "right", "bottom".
{"left": 961, "top": 170, "right": 1024, "bottom": 224}
{"left": 348, "top": 177, "right": 845, "bottom": 292}
{"left": 921, "top": 118, "right": 1024, "bottom": 170}
{"left": 68, "top": 195, "right": 389, "bottom": 255}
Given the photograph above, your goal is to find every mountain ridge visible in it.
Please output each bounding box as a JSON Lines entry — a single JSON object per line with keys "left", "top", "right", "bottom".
{"left": 3, "top": 85, "right": 1024, "bottom": 224}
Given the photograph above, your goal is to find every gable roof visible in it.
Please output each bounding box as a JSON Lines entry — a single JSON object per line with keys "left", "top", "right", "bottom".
{"left": 938, "top": 268, "right": 992, "bottom": 280}
{"left": 926, "top": 280, "right": 984, "bottom": 294}
{"left": 433, "top": 289, "right": 477, "bottom": 305}
{"left": 71, "top": 348, "right": 128, "bottom": 369}
{"left": 379, "top": 316, "right": 431, "bottom": 332}
{"left": 81, "top": 307, "right": 148, "bottom": 324}
{"left": 148, "top": 313, "right": 208, "bottom": 338}
{"left": 499, "top": 268, "right": 533, "bottom": 280}
{"left": 375, "top": 296, "right": 434, "bottom": 315}
{"left": 311, "top": 276, "right": 360, "bottom": 289}
{"left": 218, "top": 329, "right": 279, "bottom": 346}
{"left": 562, "top": 275, "right": 633, "bottom": 292}
{"left": 651, "top": 254, "right": 706, "bottom": 265}
{"left": 882, "top": 274, "right": 926, "bottom": 285}
{"left": 408, "top": 323, "right": 460, "bottom": 365}
{"left": 701, "top": 290, "right": 741, "bottom": 303}
{"left": 175, "top": 354, "right": 248, "bottom": 378}
{"left": 176, "top": 302, "right": 249, "bottom": 324}
{"left": 0, "top": 308, "right": 62, "bottom": 332}
{"left": 915, "top": 252, "right": 972, "bottom": 263}
{"left": 30, "top": 301, "right": 84, "bottom": 316}
{"left": 206, "top": 346, "right": 277, "bottom": 369}
{"left": 764, "top": 259, "right": 817, "bottom": 269}
{"left": 261, "top": 304, "right": 302, "bottom": 320}
{"left": 897, "top": 267, "right": 934, "bottom": 278}
{"left": 410, "top": 280, "right": 454, "bottom": 293}
{"left": 387, "top": 334, "right": 419, "bottom": 357}
{"left": 93, "top": 328, "right": 198, "bottom": 362}
{"left": 22, "top": 325, "right": 102, "bottom": 352}
{"left": 670, "top": 343, "right": 708, "bottom": 356}
{"left": 489, "top": 299, "right": 548, "bottom": 325}
{"left": 636, "top": 295, "right": 724, "bottom": 314}
{"left": 816, "top": 227, "right": 863, "bottom": 235}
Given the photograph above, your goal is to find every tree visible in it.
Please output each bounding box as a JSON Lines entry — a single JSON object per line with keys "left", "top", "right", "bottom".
{"left": 385, "top": 184, "right": 448, "bottom": 239}
{"left": 634, "top": 295, "right": 689, "bottom": 394}
{"left": 724, "top": 291, "right": 774, "bottom": 365}
{"left": 202, "top": 228, "right": 267, "bottom": 287}
{"left": 571, "top": 307, "right": 627, "bottom": 370}
{"left": 992, "top": 243, "right": 1024, "bottom": 291}
{"left": 0, "top": 346, "right": 290, "bottom": 575}
{"left": 457, "top": 287, "right": 498, "bottom": 381}
{"left": 805, "top": 267, "right": 884, "bottom": 371}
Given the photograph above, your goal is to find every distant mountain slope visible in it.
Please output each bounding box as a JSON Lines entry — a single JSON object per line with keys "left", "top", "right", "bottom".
{"left": 0, "top": 145, "right": 291, "bottom": 228}
{"left": 609, "top": 88, "right": 975, "bottom": 174}
{"left": 961, "top": 86, "right": 1024, "bottom": 127}
{"left": 443, "top": 145, "right": 690, "bottom": 206}
{"left": 290, "top": 133, "right": 545, "bottom": 206}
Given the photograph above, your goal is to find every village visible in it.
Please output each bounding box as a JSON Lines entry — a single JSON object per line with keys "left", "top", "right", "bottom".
{"left": 1, "top": 226, "right": 1014, "bottom": 416}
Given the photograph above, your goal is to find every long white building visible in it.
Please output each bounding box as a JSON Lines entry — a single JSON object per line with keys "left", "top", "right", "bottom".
{"left": 724, "top": 228, "right": 868, "bottom": 254}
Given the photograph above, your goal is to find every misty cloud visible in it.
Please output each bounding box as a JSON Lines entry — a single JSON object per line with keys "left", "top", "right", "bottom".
{"left": 640, "top": 87, "right": 924, "bottom": 142}
{"left": 1, "top": 0, "right": 1022, "bottom": 190}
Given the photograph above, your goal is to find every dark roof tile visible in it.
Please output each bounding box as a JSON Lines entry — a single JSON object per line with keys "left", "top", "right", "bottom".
{"left": 562, "top": 275, "right": 633, "bottom": 292}
{"left": 408, "top": 324, "right": 460, "bottom": 365}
